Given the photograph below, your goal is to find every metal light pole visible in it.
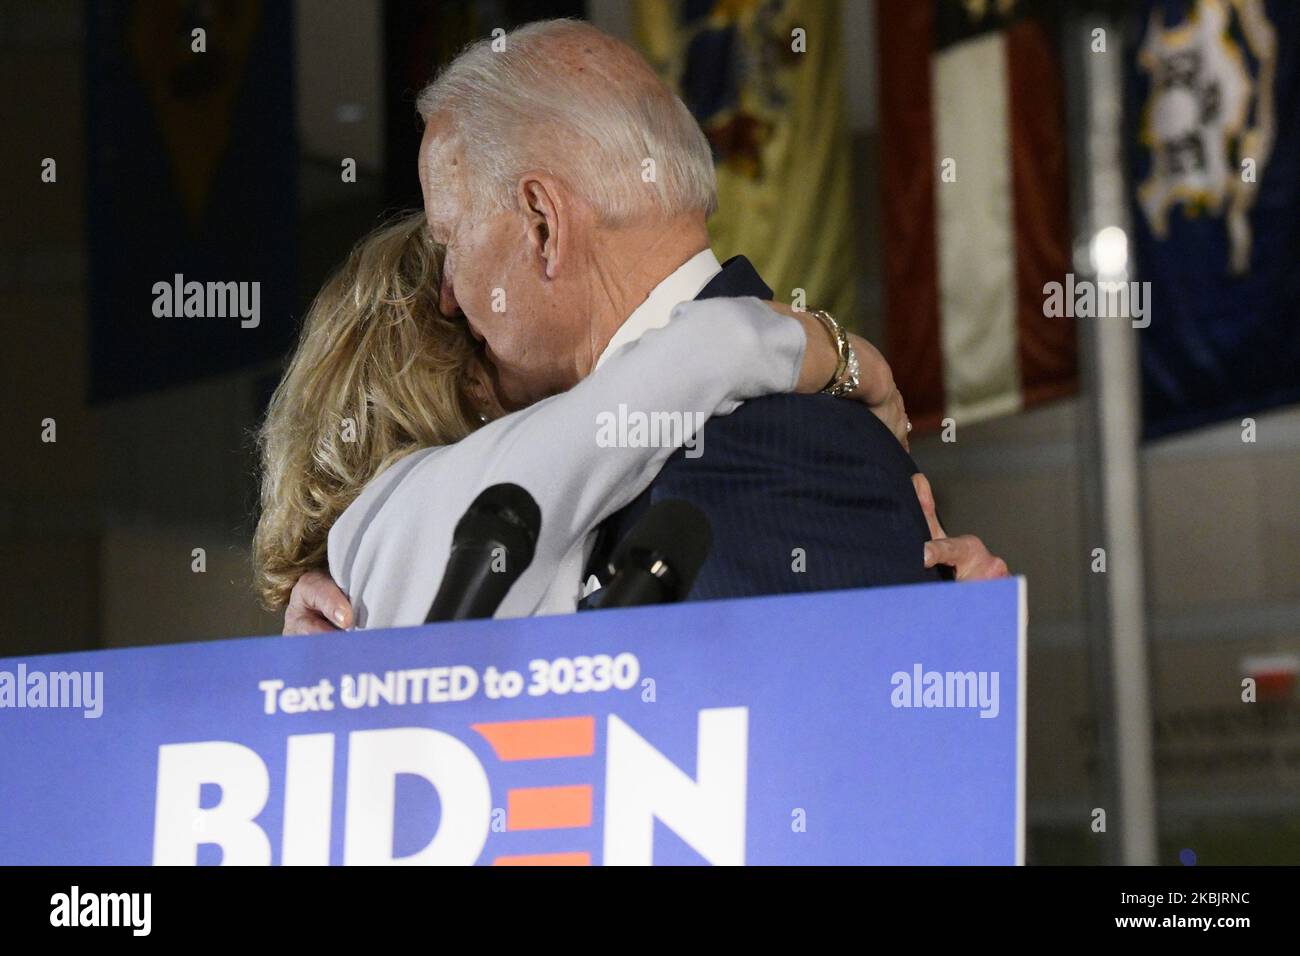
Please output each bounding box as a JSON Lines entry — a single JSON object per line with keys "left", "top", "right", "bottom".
{"left": 1064, "top": 10, "right": 1159, "bottom": 866}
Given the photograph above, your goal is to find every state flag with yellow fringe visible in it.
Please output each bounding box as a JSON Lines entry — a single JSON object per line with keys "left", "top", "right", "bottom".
{"left": 632, "top": 0, "right": 858, "bottom": 327}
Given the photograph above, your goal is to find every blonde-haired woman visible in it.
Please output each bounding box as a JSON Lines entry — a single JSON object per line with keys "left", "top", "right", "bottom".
{"left": 255, "top": 213, "right": 492, "bottom": 611}
{"left": 255, "top": 212, "right": 906, "bottom": 629}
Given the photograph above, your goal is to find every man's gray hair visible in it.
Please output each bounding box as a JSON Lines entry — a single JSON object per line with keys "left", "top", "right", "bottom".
{"left": 416, "top": 20, "right": 717, "bottom": 224}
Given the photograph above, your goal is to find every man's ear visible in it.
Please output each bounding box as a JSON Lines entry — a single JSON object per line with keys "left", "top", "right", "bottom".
{"left": 518, "top": 173, "right": 564, "bottom": 280}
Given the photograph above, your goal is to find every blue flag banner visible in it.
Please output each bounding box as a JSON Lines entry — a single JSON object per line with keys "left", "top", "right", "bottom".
{"left": 0, "top": 582, "right": 1025, "bottom": 865}
{"left": 85, "top": 0, "right": 297, "bottom": 402}
{"left": 1128, "top": 0, "right": 1300, "bottom": 440}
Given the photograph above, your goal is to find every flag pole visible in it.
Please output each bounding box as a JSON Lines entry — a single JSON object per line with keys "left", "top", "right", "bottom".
{"left": 1064, "top": 11, "right": 1159, "bottom": 866}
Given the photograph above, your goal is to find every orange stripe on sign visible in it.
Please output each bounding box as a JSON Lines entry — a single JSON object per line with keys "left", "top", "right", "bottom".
{"left": 493, "top": 852, "right": 591, "bottom": 867}
{"left": 507, "top": 785, "right": 593, "bottom": 831}
{"left": 472, "top": 716, "right": 595, "bottom": 761}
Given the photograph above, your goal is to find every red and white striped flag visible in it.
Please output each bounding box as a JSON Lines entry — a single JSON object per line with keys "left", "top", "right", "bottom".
{"left": 878, "top": 0, "right": 1077, "bottom": 432}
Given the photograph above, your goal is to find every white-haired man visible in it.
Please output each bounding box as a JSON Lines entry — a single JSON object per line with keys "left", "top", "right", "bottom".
{"left": 284, "top": 19, "right": 1005, "bottom": 633}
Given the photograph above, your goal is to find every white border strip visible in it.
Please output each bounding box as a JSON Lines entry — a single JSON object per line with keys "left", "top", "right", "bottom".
{"left": 932, "top": 32, "right": 1023, "bottom": 425}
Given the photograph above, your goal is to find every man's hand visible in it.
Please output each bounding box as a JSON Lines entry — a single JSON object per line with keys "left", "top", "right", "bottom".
{"left": 912, "top": 473, "right": 1010, "bottom": 581}
{"left": 284, "top": 568, "right": 354, "bottom": 634}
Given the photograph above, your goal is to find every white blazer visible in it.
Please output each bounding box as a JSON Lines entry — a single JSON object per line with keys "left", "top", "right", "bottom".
{"left": 327, "top": 297, "right": 806, "bottom": 629}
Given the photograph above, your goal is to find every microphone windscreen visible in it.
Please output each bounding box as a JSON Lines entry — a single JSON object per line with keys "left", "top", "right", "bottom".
{"left": 457, "top": 482, "right": 542, "bottom": 555}
{"left": 610, "top": 499, "right": 712, "bottom": 593}
{"left": 425, "top": 483, "right": 543, "bottom": 623}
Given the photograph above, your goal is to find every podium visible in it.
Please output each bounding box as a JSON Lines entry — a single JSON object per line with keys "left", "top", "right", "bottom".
{"left": 0, "top": 579, "right": 1025, "bottom": 865}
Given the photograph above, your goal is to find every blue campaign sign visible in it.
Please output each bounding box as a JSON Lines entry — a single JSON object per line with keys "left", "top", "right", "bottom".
{"left": 0, "top": 580, "right": 1025, "bottom": 865}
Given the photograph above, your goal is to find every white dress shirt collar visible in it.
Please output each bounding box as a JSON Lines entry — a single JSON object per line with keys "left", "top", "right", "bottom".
{"left": 594, "top": 248, "right": 723, "bottom": 369}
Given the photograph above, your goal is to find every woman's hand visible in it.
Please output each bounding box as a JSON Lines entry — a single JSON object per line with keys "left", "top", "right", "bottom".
{"left": 846, "top": 331, "right": 909, "bottom": 450}
{"left": 764, "top": 301, "right": 911, "bottom": 450}
{"left": 283, "top": 568, "right": 353, "bottom": 634}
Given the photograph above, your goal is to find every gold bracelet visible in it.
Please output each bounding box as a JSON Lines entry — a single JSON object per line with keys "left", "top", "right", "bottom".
{"left": 810, "top": 309, "right": 849, "bottom": 392}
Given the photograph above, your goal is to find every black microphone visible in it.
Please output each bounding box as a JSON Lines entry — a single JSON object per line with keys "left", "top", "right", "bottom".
{"left": 595, "top": 500, "right": 712, "bottom": 609}
{"left": 425, "top": 483, "right": 542, "bottom": 623}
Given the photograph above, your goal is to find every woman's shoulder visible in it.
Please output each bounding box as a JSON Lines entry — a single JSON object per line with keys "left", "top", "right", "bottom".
{"left": 329, "top": 447, "right": 447, "bottom": 549}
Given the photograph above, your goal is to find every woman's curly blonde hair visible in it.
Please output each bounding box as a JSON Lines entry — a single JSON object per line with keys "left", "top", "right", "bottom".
{"left": 253, "top": 212, "right": 489, "bottom": 610}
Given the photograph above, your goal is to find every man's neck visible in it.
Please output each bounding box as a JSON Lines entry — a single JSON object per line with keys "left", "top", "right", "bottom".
{"left": 576, "top": 214, "right": 711, "bottom": 379}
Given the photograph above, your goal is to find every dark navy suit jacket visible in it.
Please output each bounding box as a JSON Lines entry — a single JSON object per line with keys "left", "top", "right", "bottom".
{"left": 585, "top": 255, "right": 944, "bottom": 602}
